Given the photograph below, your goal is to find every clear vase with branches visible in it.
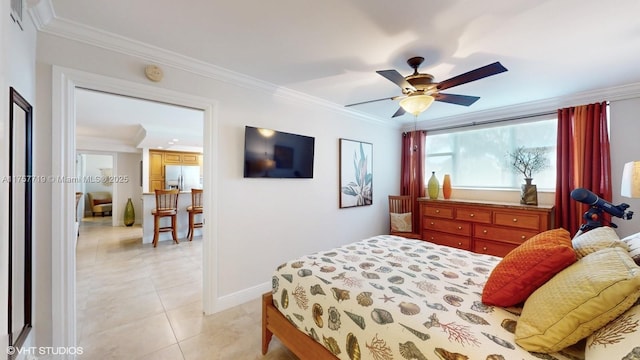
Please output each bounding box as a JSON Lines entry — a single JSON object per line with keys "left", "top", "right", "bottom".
{"left": 507, "top": 146, "right": 549, "bottom": 181}
{"left": 507, "top": 146, "right": 549, "bottom": 205}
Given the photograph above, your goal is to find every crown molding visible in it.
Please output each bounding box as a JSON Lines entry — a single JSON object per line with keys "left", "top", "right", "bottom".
{"left": 33, "top": 8, "right": 392, "bottom": 128}
{"left": 34, "top": 1, "right": 640, "bottom": 132}
{"left": 132, "top": 125, "right": 147, "bottom": 148}
{"left": 28, "top": 0, "right": 55, "bottom": 31}
{"left": 407, "top": 81, "right": 640, "bottom": 132}
{"left": 76, "top": 135, "right": 140, "bottom": 153}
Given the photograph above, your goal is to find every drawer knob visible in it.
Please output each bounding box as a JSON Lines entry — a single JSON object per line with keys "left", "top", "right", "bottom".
{"left": 457, "top": 226, "right": 462, "bottom": 230}
{"left": 483, "top": 246, "right": 488, "bottom": 251}
{"left": 512, "top": 218, "right": 518, "bottom": 222}
{"left": 469, "top": 213, "right": 475, "bottom": 217}
{"left": 521, "top": 235, "right": 526, "bottom": 240}
{"left": 430, "top": 237, "right": 435, "bottom": 241}
{"left": 483, "top": 229, "right": 488, "bottom": 234}
{"left": 457, "top": 242, "right": 462, "bottom": 246}
{"left": 430, "top": 222, "right": 435, "bottom": 225}
{"left": 435, "top": 209, "right": 440, "bottom": 213}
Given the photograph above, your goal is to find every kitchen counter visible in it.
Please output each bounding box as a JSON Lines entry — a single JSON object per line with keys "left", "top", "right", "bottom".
{"left": 141, "top": 192, "right": 201, "bottom": 244}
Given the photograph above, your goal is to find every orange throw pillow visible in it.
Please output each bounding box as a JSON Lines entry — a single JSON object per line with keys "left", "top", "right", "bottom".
{"left": 482, "top": 228, "right": 576, "bottom": 307}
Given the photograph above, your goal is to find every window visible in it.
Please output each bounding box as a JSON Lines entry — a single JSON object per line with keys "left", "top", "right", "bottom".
{"left": 425, "top": 117, "right": 557, "bottom": 190}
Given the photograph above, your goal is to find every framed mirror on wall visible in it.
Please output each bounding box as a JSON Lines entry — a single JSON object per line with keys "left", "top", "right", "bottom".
{"left": 8, "top": 87, "right": 33, "bottom": 353}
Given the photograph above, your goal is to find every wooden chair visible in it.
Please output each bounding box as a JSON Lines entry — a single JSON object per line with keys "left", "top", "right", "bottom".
{"left": 186, "top": 188, "right": 203, "bottom": 241}
{"left": 151, "top": 189, "right": 180, "bottom": 247}
{"left": 388, "top": 195, "right": 422, "bottom": 239}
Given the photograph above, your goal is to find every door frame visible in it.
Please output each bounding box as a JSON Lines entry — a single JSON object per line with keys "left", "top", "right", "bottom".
{"left": 51, "top": 65, "right": 219, "bottom": 350}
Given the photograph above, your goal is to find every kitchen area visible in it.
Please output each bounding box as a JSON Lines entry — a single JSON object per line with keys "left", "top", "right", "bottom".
{"left": 141, "top": 149, "right": 203, "bottom": 244}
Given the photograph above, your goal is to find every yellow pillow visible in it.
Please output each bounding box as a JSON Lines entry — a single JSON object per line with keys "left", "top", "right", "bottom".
{"left": 572, "top": 226, "right": 629, "bottom": 259}
{"left": 515, "top": 247, "right": 640, "bottom": 353}
{"left": 390, "top": 212, "right": 412, "bottom": 232}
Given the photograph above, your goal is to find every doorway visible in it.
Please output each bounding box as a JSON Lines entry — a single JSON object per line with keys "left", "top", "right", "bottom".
{"left": 51, "top": 66, "right": 218, "bottom": 349}
{"left": 76, "top": 153, "right": 116, "bottom": 224}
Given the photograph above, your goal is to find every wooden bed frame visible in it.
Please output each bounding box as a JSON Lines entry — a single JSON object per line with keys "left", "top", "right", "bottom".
{"left": 262, "top": 292, "right": 337, "bottom": 359}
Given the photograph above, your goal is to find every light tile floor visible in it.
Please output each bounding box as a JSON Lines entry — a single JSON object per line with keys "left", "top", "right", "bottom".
{"left": 76, "top": 217, "right": 297, "bottom": 359}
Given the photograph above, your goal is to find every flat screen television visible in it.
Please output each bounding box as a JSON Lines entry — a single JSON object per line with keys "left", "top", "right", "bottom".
{"left": 243, "top": 126, "right": 315, "bottom": 178}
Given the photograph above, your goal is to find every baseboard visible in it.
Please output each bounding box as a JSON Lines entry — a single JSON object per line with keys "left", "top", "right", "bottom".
{"left": 214, "top": 281, "right": 272, "bottom": 312}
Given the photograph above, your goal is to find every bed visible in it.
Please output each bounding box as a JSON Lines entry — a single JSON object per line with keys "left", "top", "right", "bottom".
{"left": 262, "top": 233, "right": 640, "bottom": 360}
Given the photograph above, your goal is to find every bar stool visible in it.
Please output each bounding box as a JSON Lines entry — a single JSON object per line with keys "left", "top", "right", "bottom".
{"left": 152, "top": 189, "right": 180, "bottom": 247}
{"left": 187, "top": 188, "right": 203, "bottom": 241}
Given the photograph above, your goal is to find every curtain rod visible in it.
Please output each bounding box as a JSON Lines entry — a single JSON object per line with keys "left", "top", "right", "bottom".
{"left": 404, "top": 110, "right": 557, "bottom": 134}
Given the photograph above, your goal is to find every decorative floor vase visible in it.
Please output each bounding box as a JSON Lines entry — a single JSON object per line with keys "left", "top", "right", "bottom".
{"left": 124, "top": 198, "right": 135, "bottom": 226}
{"left": 442, "top": 174, "right": 452, "bottom": 199}
{"left": 520, "top": 178, "right": 538, "bottom": 205}
{"left": 428, "top": 171, "right": 440, "bottom": 199}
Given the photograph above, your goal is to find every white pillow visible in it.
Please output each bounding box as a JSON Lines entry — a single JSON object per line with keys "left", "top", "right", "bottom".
{"left": 621, "top": 232, "right": 640, "bottom": 266}
{"left": 390, "top": 212, "right": 412, "bottom": 232}
{"left": 572, "top": 226, "right": 629, "bottom": 259}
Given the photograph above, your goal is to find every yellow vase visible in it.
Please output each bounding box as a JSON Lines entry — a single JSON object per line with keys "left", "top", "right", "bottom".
{"left": 427, "top": 171, "right": 439, "bottom": 199}
{"left": 124, "top": 198, "right": 135, "bottom": 226}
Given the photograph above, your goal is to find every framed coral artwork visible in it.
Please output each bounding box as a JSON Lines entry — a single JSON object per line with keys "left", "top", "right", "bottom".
{"left": 339, "top": 138, "right": 373, "bottom": 208}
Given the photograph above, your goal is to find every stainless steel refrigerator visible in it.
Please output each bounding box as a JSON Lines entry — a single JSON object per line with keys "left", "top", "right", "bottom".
{"left": 164, "top": 165, "right": 201, "bottom": 191}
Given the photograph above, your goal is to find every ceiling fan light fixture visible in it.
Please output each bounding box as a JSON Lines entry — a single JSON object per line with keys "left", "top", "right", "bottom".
{"left": 399, "top": 94, "right": 434, "bottom": 116}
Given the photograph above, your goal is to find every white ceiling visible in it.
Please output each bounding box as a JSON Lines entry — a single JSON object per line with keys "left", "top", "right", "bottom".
{"left": 42, "top": 0, "right": 640, "bottom": 148}
{"left": 75, "top": 89, "right": 204, "bottom": 152}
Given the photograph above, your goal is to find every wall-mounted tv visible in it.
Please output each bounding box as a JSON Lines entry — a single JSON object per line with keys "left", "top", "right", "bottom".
{"left": 243, "top": 126, "right": 315, "bottom": 178}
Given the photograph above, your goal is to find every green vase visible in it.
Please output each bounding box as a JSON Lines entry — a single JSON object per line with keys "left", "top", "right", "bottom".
{"left": 124, "top": 198, "right": 135, "bottom": 226}
{"left": 427, "top": 171, "right": 440, "bottom": 199}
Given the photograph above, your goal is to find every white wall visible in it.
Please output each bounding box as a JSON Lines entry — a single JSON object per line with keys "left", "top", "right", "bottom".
{"left": 35, "top": 31, "right": 401, "bottom": 346}
{"left": 610, "top": 97, "right": 640, "bottom": 238}
{"left": 115, "top": 152, "right": 143, "bottom": 226}
{"left": 1, "top": 0, "right": 38, "bottom": 351}
{"left": 31, "top": 16, "right": 640, "bottom": 351}
{"left": 82, "top": 154, "right": 113, "bottom": 215}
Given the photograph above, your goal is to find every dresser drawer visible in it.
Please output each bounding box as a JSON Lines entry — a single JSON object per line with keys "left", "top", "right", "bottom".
{"left": 423, "top": 231, "right": 471, "bottom": 251}
{"left": 423, "top": 217, "right": 471, "bottom": 236}
{"left": 422, "top": 205, "right": 454, "bottom": 219}
{"left": 474, "top": 239, "right": 518, "bottom": 257}
{"left": 474, "top": 225, "right": 539, "bottom": 244}
{"left": 493, "top": 211, "right": 542, "bottom": 230}
{"left": 455, "top": 207, "right": 492, "bottom": 223}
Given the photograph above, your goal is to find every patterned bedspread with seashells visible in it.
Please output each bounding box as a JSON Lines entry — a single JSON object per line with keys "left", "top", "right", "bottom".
{"left": 271, "top": 235, "right": 583, "bottom": 360}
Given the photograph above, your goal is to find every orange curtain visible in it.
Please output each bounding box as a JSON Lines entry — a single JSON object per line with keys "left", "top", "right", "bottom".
{"left": 555, "top": 102, "right": 611, "bottom": 236}
{"left": 401, "top": 131, "right": 426, "bottom": 233}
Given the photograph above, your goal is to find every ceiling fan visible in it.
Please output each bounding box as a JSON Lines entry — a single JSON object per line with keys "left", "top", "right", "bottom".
{"left": 345, "top": 57, "right": 508, "bottom": 117}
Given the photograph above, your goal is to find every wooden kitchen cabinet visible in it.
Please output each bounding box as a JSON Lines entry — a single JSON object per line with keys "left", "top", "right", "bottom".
{"left": 163, "top": 152, "right": 182, "bottom": 164}
{"left": 181, "top": 153, "right": 199, "bottom": 165}
{"left": 148, "top": 150, "right": 203, "bottom": 192}
{"left": 419, "top": 198, "right": 555, "bottom": 257}
{"left": 149, "top": 151, "right": 165, "bottom": 192}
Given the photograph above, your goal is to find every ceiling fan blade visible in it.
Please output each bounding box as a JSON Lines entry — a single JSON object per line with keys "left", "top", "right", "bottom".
{"left": 345, "top": 97, "right": 396, "bottom": 107}
{"left": 376, "top": 70, "right": 416, "bottom": 92}
{"left": 391, "top": 107, "right": 406, "bottom": 118}
{"left": 437, "top": 62, "right": 507, "bottom": 91}
{"left": 434, "top": 93, "right": 481, "bottom": 106}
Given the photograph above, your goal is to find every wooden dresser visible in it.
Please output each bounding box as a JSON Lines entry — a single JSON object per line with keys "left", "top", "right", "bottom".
{"left": 418, "top": 198, "right": 555, "bottom": 257}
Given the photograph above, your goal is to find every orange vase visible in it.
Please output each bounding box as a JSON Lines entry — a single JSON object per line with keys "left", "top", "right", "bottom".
{"left": 442, "top": 174, "right": 452, "bottom": 199}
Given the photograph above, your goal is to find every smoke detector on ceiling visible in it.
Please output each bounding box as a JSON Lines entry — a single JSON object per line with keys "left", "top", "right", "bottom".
{"left": 144, "top": 65, "right": 164, "bottom": 82}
